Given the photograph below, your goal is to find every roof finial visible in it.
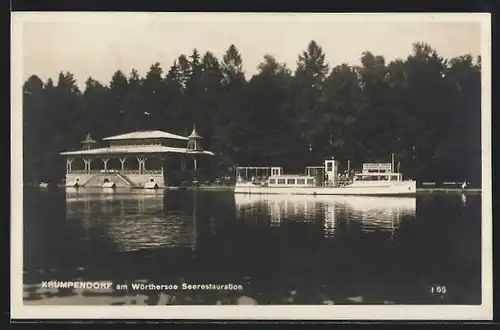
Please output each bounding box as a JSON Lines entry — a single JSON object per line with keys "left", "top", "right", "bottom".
{"left": 81, "top": 132, "right": 96, "bottom": 143}
{"left": 81, "top": 132, "right": 96, "bottom": 150}
{"left": 188, "top": 123, "right": 202, "bottom": 139}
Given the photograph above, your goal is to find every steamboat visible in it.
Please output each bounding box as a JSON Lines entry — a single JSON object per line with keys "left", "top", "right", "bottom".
{"left": 234, "top": 157, "right": 416, "bottom": 196}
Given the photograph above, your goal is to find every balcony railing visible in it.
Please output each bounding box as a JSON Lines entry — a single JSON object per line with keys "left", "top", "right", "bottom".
{"left": 122, "top": 170, "right": 142, "bottom": 174}
{"left": 144, "top": 170, "right": 163, "bottom": 174}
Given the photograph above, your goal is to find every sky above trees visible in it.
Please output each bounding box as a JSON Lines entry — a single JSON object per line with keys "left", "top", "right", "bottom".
{"left": 18, "top": 13, "right": 483, "bottom": 88}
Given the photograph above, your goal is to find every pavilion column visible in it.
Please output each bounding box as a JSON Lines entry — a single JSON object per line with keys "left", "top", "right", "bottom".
{"left": 103, "top": 157, "right": 109, "bottom": 171}
{"left": 88, "top": 158, "right": 94, "bottom": 173}
{"left": 66, "top": 158, "right": 74, "bottom": 173}
{"left": 83, "top": 158, "right": 91, "bottom": 173}
{"left": 136, "top": 157, "right": 141, "bottom": 173}
{"left": 193, "top": 157, "right": 198, "bottom": 171}
{"left": 158, "top": 155, "right": 165, "bottom": 173}
{"left": 137, "top": 156, "right": 146, "bottom": 174}
{"left": 119, "top": 157, "right": 126, "bottom": 172}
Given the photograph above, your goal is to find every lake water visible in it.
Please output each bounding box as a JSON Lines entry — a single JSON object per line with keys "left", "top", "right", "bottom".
{"left": 22, "top": 187, "right": 482, "bottom": 305}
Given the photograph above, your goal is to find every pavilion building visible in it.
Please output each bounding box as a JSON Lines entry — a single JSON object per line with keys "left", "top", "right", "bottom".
{"left": 60, "top": 126, "right": 214, "bottom": 188}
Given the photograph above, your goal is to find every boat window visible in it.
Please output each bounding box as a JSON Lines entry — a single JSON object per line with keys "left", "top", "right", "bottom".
{"left": 297, "top": 178, "right": 305, "bottom": 185}
{"left": 269, "top": 179, "right": 276, "bottom": 184}
{"left": 277, "top": 179, "right": 286, "bottom": 184}
{"left": 326, "top": 162, "right": 333, "bottom": 171}
{"left": 307, "top": 179, "right": 314, "bottom": 185}
{"left": 287, "top": 178, "right": 295, "bottom": 185}
{"left": 356, "top": 175, "right": 384, "bottom": 181}
{"left": 390, "top": 175, "right": 398, "bottom": 181}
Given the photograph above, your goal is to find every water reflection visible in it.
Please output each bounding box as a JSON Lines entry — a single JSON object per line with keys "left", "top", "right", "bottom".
{"left": 65, "top": 188, "right": 197, "bottom": 252}
{"left": 234, "top": 194, "right": 416, "bottom": 238}
{"left": 23, "top": 188, "right": 481, "bottom": 306}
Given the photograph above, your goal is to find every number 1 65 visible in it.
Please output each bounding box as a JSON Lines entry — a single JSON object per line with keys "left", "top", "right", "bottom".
{"left": 431, "top": 286, "right": 447, "bottom": 294}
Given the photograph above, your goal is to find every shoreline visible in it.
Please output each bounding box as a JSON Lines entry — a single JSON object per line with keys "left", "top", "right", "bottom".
{"left": 417, "top": 188, "right": 481, "bottom": 193}
{"left": 28, "top": 184, "right": 481, "bottom": 194}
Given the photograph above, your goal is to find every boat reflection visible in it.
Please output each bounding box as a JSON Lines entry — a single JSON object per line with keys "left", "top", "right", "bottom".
{"left": 234, "top": 194, "right": 416, "bottom": 237}
{"left": 65, "top": 188, "right": 197, "bottom": 252}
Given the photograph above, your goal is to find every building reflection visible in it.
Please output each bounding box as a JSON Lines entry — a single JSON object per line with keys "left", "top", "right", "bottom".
{"left": 65, "top": 188, "right": 198, "bottom": 252}
{"left": 234, "top": 194, "right": 416, "bottom": 238}
{"left": 323, "top": 203, "right": 336, "bottom": 239}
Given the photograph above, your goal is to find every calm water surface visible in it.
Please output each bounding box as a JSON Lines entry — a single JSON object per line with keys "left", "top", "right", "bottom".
{"left": 22, "top": 187, "right": 481, "bottom": 305}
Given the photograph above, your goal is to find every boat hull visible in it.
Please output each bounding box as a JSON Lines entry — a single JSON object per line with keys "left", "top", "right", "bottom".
{"left": 234, "top": 181, "right": 417, "bottom": 196}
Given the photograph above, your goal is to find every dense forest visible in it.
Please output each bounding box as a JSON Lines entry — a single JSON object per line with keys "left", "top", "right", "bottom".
{"left": 22, "top": 41, "right": 481, "bottom": 186}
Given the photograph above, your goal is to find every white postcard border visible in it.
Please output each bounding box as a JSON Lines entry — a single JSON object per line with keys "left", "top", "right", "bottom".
{"left": 10, "top": 12, "right": 493, "bottom": 320}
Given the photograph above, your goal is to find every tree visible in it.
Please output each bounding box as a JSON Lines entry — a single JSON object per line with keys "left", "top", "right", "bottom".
{"left": 221, "top": 44, "right": 245, "bottom": 86}
{"left": 198, "top": 51, "right": 224, "bottom": 149}
{"left": 183, "top": 49, "right": 205, "bottom": 134}
{"left": 163, "top": 61, "right": 185, "bottom": 133}
{"left": 245, "top": 55, "right": 298, "bottom": 169}
{"left": 140, "top": 62, "right": 165, "bottom": 130}
{"left": 107, "top": 70, "right": 129, "bottom": 134}
{"left": 23, "top": 75, "right": 45, "bottom": 183}
{"left": 121, "top": 69, "right": 143, "bottom": 132}
{"left": 402, "top": 42, "right": 455, "bottom": 179}
{"left": 323, "top": 63, "right": 364, "bottom": 165}
{"left": 293, "top": 40, "right": 330, "bottom": 165}
{"left": 213, "top": 45, "right": 248, "bottom": 166}
{"left": 81, "top": 77, "right": 108, "bottom": 139}
{"left": 21, "top": 41, "right": 482, "bottom": 185}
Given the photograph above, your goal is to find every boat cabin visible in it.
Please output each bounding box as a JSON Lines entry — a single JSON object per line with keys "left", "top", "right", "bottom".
{"left": 353, "top": 163, "right": 402, "bottom": 182}
{"left": 354, "top": 173, "right": 403, "bottom": 181}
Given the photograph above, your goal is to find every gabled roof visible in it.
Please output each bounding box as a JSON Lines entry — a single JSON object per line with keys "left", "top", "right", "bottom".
{"left": 103, "top": 130, "right": 189, "bottom": 141}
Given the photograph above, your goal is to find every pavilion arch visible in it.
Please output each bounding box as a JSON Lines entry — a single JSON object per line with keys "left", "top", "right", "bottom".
{"left": 71, "top": 158, "right": 85, "bottom": 171}
{"left": 106, "top": 158, "right": 122, "bottom": 171}
{"left": 145, "top": 156, "right": 163, "bottom": 171}
{"left": 89, "top": 158, "right": 104, "bottom": 171}
{"left": 124, "top": 157, "right": 140, "bottom": 171}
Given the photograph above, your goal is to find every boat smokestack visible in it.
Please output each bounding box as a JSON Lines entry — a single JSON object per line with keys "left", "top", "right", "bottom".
{"left": 391, "top": 153, "right": 395, "bottom": 173}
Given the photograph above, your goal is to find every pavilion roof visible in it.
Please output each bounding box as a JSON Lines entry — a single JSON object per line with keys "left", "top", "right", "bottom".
{"left": 60, "top": 145, "right": 214, "bottom": 156}
{"left": 102, "top": 130, "right": 189, "bottom": 141}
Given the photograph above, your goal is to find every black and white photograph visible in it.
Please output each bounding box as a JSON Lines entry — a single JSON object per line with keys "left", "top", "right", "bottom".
{"left": 11, "top": 12, "right": 492, "bottom": 320}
